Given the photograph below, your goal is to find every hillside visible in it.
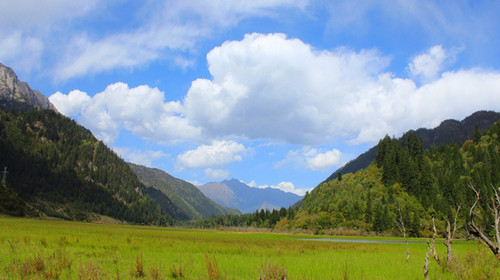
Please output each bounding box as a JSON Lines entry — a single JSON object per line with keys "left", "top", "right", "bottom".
{"left": 129, "top": 163, "right": 240, "bottom": 219}
{"left": 284, "top": 122, "right": 500, "bottom": 236}
{"left": 324, "top": 110, "right": 500, "bottom": 183}
{"left": 198, "top": 179, "right": 302, "bottom": 213}
{"left": 0, "top": 64, "right": 170, "bottom": 225}
{"left": 0, "top": 109, "right": 171, "bottom": 225}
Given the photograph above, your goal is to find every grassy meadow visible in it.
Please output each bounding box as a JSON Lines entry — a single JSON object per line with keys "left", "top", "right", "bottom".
{"left": 0, "top": 218, "right": 498, "bottom": 279}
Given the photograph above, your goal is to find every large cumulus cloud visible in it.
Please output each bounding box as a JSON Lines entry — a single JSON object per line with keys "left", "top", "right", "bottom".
{"left": 52, "top": 33, "right": 500, "bottom": 146}
{"left": 50, "top": 33, "right": 500, "bottom": 174}
{"left": 183, "top": 33, "right": 500, "bottom": 144}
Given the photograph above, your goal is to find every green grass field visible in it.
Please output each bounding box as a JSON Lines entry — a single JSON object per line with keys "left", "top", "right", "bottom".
{"left": 0, "top": 218, "right": 498, "bottom": 279}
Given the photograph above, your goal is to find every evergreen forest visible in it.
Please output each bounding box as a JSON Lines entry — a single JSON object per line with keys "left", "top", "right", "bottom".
{"left": 194, "top": 122, "right": 500, "bottom": 238}
{"left": 0, "top": 109, "right": 171, "bottom": 225}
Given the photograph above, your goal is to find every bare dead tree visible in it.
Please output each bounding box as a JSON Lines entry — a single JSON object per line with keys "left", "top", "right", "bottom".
{"left": 468, "top": 183, "right": 500, "bottom": 258}
{"left": 395, "top": 201, "right": 410, "bottom": 261}
{"left": 423, "top": 240, "right": 432, "bottom": 280}
{"left": 431, "top": 217, "right": 441, "bottom": 265}
{"left": 423, "top": 219, "right": 443, "bottom": 280}
{"left": 444, "top": 204, "right": 461, "bottom": 265}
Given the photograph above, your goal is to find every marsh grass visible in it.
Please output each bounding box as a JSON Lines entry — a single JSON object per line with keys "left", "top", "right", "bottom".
{"left": 133, "top": 253, "right": 145, "bottom": 278}
{"left": 448, "top": 246, "right": 500, "bottom": 280}
{"left": 0, "top": 218, "right": 498, "bottom": 279}
{"left": 149, "top": 265, "right": 165, "bottom": 280}
{"left": 78, "top": 260, "right": 102, "bottom": 280}
{"left": 258, "top": 260, "right": 287, "bottom": 280}
{"left": 205, "top": 254, "right": 220, "bottom": 280}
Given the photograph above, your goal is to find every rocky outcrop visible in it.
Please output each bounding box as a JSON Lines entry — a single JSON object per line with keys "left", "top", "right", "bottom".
{"left": 0, "top": 63, "right": 57, "bottom": 112}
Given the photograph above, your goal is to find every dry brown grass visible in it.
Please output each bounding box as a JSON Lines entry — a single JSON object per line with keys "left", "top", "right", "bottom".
{"left": 258, "top": 261, "right": 287, "bottom": 280}
{"left": 205, "top": 254, "right": 220, "bottom": 280}
{"left": 78, "top": 260, "right": 102, "bottom": 280}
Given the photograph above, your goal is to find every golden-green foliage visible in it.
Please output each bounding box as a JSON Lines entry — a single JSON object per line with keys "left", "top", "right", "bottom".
{"left": 289, "top": 123, "right": 500, "bottom": 238}
{"left": 0, "top": 218, "right": 498, "bottom": 279}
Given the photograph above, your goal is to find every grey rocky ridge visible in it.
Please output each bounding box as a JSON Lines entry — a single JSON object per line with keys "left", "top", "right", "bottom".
{"left": 0, "top": 63, "right": 57, "bottom": 112}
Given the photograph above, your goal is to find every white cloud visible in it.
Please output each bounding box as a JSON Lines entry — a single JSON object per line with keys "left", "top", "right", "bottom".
{"left": 305, "top": 149, "right": 342, "bottom": 172}
{"left": 0, "top": 33, "right": 43, "bottom": 73}
{"left": 113, "top": 147, "right": 169, "bottom": 168}
{"left": 275, "top": 147, "right": 342, "bottom": 172}
{"left": 409, "top": 45, "right": 449, "bottom": 83}
{"left": 270, "top": 182, "right": 296, "bottom": 193}
{"left": 52, "top": 34, "right": 500, "bottom": 150}
{"left": 49, "top": 90, "right": 91, "bottom": 116}
{"left": 176, "top": 140, "right": 248, "bottom": 171}
{"left": 0, "top": 1, "right": 98, "bottom": 29}
{"left": 184, "top": 34, "right": 500, "bottom": 144}
{"left": 0, "top": 1, "right": 98, "bottom": 73}
{"left": 204, "top": 168, "right": 230, "bottom": 180}
{"left": 49, "top": 82, "right": 201, "bottom": 144}
{"left": 184, "top": 33, "right": 390, "bottom": 144}
{"left": 247, "top": 180, "right": 307, "bottom": 196}
{"left": 324, "top": 0, "right": 496, "bottom": 52}
{"left": 54, "top": 1, "right": 307, "bottom": 80}
{"left": 0, "top": 0, "right": 307, "bottom": 80}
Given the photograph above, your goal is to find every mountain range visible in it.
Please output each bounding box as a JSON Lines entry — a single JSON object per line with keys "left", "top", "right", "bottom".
{"left": 324, "top": 110, "right": 500, "bottom": 183}
{"left": 1, "top": 61, "right": 500, "bottom": 236}
{"left": 129, "top": 163, "right": 239, "bottom": 219}
{"left": 198, "top": 179, "right": 302, "bottom": 213}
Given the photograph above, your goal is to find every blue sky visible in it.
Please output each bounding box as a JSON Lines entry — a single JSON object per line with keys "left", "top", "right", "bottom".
{"left": 2, "top": 1, "right": 500, "bottom": 195}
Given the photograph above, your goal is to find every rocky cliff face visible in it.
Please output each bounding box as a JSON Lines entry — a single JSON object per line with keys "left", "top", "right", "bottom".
{"left": 0, "top": 63, "right": 57, "bottom": 112}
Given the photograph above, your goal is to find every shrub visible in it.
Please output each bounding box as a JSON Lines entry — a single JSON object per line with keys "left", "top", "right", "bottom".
{"left": 258, "top": 261, "right": 287, "bottom": 280}
{"left": 134, "top": 253, "right": 145, "bottom": 278}
{"left": 449, "top": 247, "right": 499, "bottom": 280}
{"left": 149, "top": 265, "right": 164, "bottom": 280}
{"left": 78, "top": 260, "right": 101, "bottom": 280}
{"left": 205, "top": 254, "right": 220, "bottom": 280}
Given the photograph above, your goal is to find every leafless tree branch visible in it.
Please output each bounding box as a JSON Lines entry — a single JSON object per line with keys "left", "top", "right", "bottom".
{"left": 468, "top": 183, "right": 499, "bottom": 258}
{"left": 444, "top": 204, "right": 461, "bottom": 264}
{"left": 395, "top": 201, "right": 409, "bottom": 261}
{"left": 431, "top": 217, "right": 441, "bottom": 265}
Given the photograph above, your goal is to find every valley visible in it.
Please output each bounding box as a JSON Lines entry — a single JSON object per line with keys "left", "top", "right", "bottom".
{"left": 1, "top": 62, "right": 500, "bottom": 279}
{"left": 2, "top": 218, "right": 496, "bottom": 279}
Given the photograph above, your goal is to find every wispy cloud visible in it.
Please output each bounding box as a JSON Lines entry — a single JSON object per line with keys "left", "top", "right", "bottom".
{"left": 0, "top": 0, "right": 99, "bottom": 73}
{"left": 53, "top": 0, "right": 308, "bottom": 81}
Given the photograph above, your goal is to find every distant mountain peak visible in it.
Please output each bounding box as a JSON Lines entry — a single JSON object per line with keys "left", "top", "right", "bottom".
{"left": 0, "top": 63, "right": 57, "bottom": 112}
{"left": 198, "top": 179, "right": 302, "bottom": 213}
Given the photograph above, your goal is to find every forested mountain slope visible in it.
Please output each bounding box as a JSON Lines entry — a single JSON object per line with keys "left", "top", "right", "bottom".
{"left": 129, "top": 163, "right": 240, "bottom": 219}
{"left": 324, "top": 111, "right": 500, "bottom": 183}
{"left": 0, "top": 109, "right": 171, "bottom": 225}
{"left": 285, "top": 122, "right": 500, "bottom": 236}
